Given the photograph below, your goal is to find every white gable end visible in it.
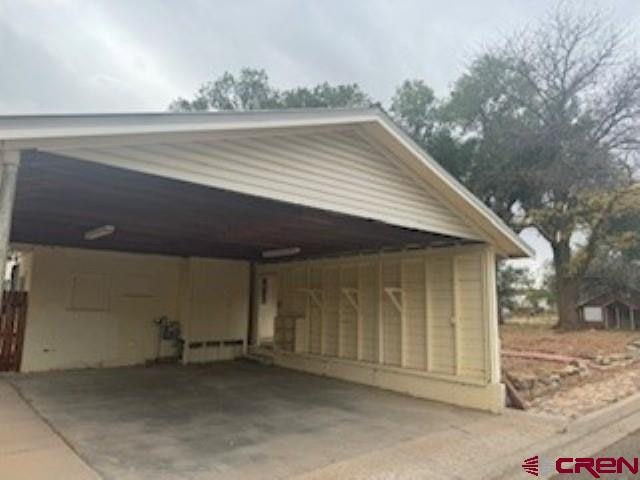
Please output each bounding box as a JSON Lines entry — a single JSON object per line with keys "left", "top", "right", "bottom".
{"left": 44, "top": 129, "right": 483, "bottom": 241}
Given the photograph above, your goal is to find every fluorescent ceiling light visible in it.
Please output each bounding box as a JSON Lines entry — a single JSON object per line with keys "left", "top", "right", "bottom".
{"left": 261, "top": 247, "right": 301, "bottom": 259}
{"left": 84, "top": 224, "right": 115, "bottom": 240}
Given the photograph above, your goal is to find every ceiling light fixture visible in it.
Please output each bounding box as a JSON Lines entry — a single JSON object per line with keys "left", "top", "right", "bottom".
{"left": 84, "top": 224, "right": 115, "bottom": 241}
{"left": 261, "top": 247, "right": 301, "bottom": 259}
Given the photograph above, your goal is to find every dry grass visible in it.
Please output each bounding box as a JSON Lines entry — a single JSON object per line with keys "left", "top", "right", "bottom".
{"left": 500, "top": 324, "right": 640, "bottom": 359}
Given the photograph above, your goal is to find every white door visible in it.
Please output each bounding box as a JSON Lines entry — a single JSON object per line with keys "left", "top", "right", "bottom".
{"left": 257, "top": 274, "right": 278, "bottom": 345}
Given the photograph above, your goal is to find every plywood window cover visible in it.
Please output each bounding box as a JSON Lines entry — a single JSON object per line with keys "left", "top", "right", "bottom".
{"left": 67, "top": 273, "right": 109, "bottom": 311}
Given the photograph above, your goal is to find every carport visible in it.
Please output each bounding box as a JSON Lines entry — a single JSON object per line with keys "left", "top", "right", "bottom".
{"left": 0, "top": 108, "right": 531, "bottom": 412}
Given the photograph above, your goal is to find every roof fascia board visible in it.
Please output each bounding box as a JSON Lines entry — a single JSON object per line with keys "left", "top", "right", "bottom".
{"left": 0, "top": 109, "right": 378, "bottom": 149}
{"left": 12, "top": 124, "right": 355, "bottom": 151}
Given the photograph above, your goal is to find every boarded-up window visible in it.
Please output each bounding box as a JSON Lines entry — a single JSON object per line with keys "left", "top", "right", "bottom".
{"left": 68, "top": 273, "right": 108, "bottom": 311}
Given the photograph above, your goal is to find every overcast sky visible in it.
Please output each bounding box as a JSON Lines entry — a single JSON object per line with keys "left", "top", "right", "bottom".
{"left": 1, "top": 0, "right": 638, "bottom": 276}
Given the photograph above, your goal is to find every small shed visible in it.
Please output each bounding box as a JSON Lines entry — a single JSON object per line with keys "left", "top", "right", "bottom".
{"left": 578, "top": 290, "right": 640, "bottom": 330}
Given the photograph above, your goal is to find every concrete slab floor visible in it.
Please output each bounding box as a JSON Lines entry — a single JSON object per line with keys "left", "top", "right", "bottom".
{"left": 0, "top": 380, "right": 99, "bottom": 480}
{"left": 6, "top": 361, "right": 559, "bottom": 480}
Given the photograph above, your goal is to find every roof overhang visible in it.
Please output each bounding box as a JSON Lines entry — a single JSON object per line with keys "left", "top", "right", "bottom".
{"left": 0, "top": 107, "right": 532, "bottom": 258}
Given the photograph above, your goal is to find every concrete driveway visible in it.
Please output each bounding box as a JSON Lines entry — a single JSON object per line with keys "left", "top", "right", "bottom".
{"left": 6, "top": 361, "right": 560, "bottom": 479}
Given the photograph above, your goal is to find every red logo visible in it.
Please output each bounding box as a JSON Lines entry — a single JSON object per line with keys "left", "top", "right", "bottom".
{"left": 523, "top": 455, "right": 640, "bottom": 478}
{"left": 522, "top": 456, "right": 539, "bottom": 476}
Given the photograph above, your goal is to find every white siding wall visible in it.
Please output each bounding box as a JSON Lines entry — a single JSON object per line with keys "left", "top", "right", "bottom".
{"left": 339, "top": 265, "right": 358, "bottom": 360}
{"left": 260, "top": 245, "right": 494, "bottom": 385}
{"left": 454, "top": 254, "right": 487, "bottom": 380}
{"left": 358, "top": 262, "right": 378, "bottom": 363}
{"left": 308, "top": 266, "right": 323, "bottom": 355}
{"left": 381, "top": 260, "right": 402, "bottom": 366}
{"left": 321, "top": 266, "right": 340, "bottom": 357}
{"left": 21, "top": 246, "right": 249, "bottom": 372}
{"left": 48, "top": 129, "right": 481, "bottom": 241}
{"left": 429, "top": 257, "right": 456, "bottom": 375}
{"left": 402, "top": 259, "right": 427, "bottom": 370}
{"left": 183, "top": 257, "right": 250, "bottom": 363}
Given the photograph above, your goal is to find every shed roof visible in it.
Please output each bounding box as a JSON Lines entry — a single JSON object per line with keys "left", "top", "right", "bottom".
{"left": 579, "top": 288, "right": 640, "bottom": 309}
{"left": 0, "top": 107, "right": 532, "bottom": 258}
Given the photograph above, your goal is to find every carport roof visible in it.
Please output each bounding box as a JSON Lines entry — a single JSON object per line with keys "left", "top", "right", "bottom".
{"left": 0, "top": 107, "right": 532, "bottom": 258}
{"left": 14, "top": 151, "right": 469, "bottom": 260}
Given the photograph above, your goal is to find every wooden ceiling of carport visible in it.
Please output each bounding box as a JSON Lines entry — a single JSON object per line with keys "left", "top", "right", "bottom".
{"left": 11, "top": 151, "right": 475, "bottom": 260}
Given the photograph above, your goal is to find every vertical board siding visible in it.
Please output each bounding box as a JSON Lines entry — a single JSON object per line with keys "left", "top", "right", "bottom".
{"left": 322, "top": 266, "right": 340, "bottom": 357}
{"left": 455, "top": 254, "right": 487, "bottom": 379}
{"left": 308, "top": 266, "right": 323, "bottom": 355}
{"left": 291, "top": 267, "right": 307, "bottom": 316}
{"left": 339, "top": 266, "right": 358, "bottom": 359}
{"left": 359, "top": 263, "right": 378, "bottom": 363}
{"left": 381, "top": 260, "right": 402, "bottom": 366}
{"left": 402, "top": 259, "right": 426, "bottom": 370}
{"left": 428, "top": 256, "right": 456, "bottom": 375}
{"left": 52, "top": 130, "right": 481, "bottom": 241}
{"left": 264, "top": 246, "right": 490, "bottom": 382}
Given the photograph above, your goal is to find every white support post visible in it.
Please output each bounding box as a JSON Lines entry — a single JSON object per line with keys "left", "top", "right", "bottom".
{"left": 377, "top": 257, "right": 384, "bottom": 364}
{"left": 483, "top": 247, "right": 501, "bottom": 384}
{"left": 305, "top": 266, "right": 311, "bottom": 354}
{"left": 633, "top": 309, "right": 637, "bottom": 331}
{"left": 338, "top": 267, "right": 344, "bottom": 358}
{"left": 424, "top": 256, "right": 431, "bottom": 372}
{"left": 616, "top": 307, "right": 621, "bottom": 329}
{"left": 399, "top": 261, "right": 407, "bottom": 368}
{"left": 356, "top": 266, "right": 364, "bottom": 361}
{"left": 178, "top": 258, "right": 193, "bottom": 364}
{"left": 320, "top": 272, "right": 326, "bottom": 356}
{"left": 0, "top": 150, "right": 19, "bottom": 305}
{"left": 452, "top": 256, "right": 461, "bottom": 376}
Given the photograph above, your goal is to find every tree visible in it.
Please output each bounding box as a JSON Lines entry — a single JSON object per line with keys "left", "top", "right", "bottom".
{"left": 390, "top": 80, "right": 474, "bottom": 179}
{"left": 582, "top": 195, "right": 640, "bottom": 296}
{"left": 442, "top": 5, "right": 640, "bottom": 328}
{"left": 170, "top": 68, "right": 371, "bottom": 112}
{"left": 497, "top": 264, "right": 534, "bottom": 322}
{"left": 280, "top": 83, "right": 370, "bottom": 108}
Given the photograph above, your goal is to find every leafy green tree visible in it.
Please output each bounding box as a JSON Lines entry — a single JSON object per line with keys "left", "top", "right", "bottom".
{"left": 582, "top": 197, "right": 640, "bottom": 296}
{"left": 497, "top": 264, "right": 535, "bottom": 322}
{"left": 280, "top": 83, "right": 370, "bottom": 108}
{"left": 170, "top": 68, "right": 371, "bottom": 112}
{"left": 390, "top": 80, "right": 474, "bottom": 179}
{"left": 442, "top": 6, "right": 640, "bottom": 328}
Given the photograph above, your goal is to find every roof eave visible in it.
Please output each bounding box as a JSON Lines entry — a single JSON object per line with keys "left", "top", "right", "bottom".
{"left": 0, "top": 107, "right": 532, "bottom": 258}
{"left": 366, "top": 111, "right": 533, "bottom": 258}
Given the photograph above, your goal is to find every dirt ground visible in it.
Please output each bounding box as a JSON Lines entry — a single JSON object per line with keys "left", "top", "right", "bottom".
{"left": 501, "top": 324, "right": 640, "bottom": 359}
{"left": 501, "top": 324, "right": 640, "bottom": 417}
